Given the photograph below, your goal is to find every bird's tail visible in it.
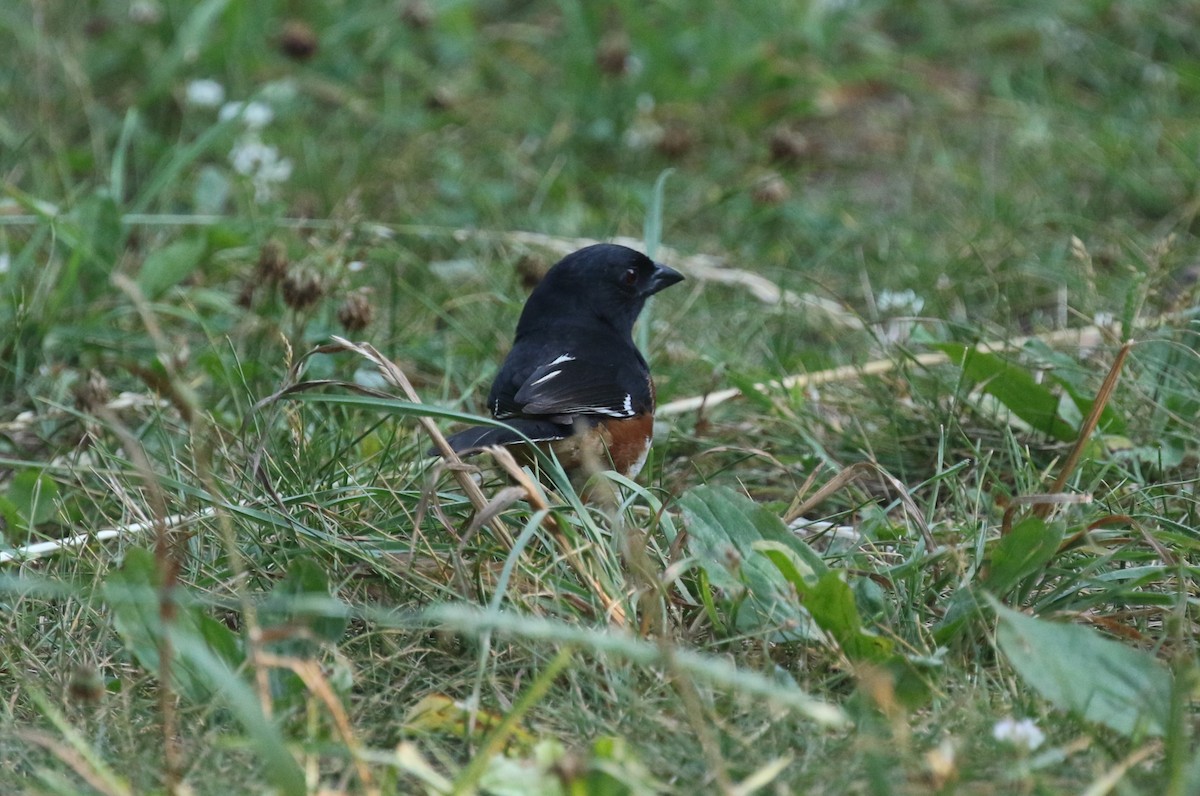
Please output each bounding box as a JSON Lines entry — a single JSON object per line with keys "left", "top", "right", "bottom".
{"left": 431, "top": 419, "right": 570, "bottom": 457}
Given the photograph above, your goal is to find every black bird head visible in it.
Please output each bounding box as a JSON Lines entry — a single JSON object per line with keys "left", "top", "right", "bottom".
{"left": 515, "top": 243, "right": 684, "bottom": 339}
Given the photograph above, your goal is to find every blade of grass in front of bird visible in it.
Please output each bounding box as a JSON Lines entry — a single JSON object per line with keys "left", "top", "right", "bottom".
{"left": 638, "top": 169, "right": 674, "bottom": 353}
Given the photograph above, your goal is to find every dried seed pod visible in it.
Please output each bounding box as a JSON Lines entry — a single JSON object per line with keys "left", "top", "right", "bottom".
{"left": 257, "top": 239, "right": 289, "bottom": 283}
{"left": 68, "top": 663, "right": 105, "bottom": 704}
{"left": 596, "top": 31, "right": 631, "bottom": 76}
{"left": 656, "top": 123, "right": 694, "bottom": 159}
{"left": 425, "top": 85, "right": 456, "bottom": 111}
{"left": 515, "top": 253, "right": 550, "bottom": 291}
{"left": 236, "top": 279, "right": 257, "bottom": 309}
{"left": 401, "top": 0, "right": 434, "bottom": 30}
{"left": 336, "top": 289, "right": 374, "bottom": 332}
{"left": 279, "top": 19, "right": 318, "bottom": 61}
{"left": 752, "top": 174, "right": 791, "bottom": 205}
{"left": 281, "top": 265, "right": 324, "bottom": 310}
{"left": 73, "top": 369, "right": 112, "bottom": 413}
{"left": 768, "top": 125, "right": 811, "bottom": 163}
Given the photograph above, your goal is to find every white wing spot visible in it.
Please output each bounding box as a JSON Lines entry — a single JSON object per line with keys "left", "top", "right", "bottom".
{"left": 530, "top": 369, "right": 562, "bottom": 386}
{"left": 586, "top": 395, "right": 634, "bottom": 418}
{"left": 548, "top": 354, "right": 575, "bottom": 366}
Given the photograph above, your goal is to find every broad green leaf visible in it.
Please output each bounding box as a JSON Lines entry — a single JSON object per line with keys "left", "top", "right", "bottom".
{"left": 680, "top": 485, "right": 827, "bottom": 579}
{"left": 680, "top": 485, "right": 826, "bottom": 637}
{"left": 934, "top": 518, "right": 1064, "bottom": 643}
{"left": 585, "top": 736, "right": 662, "bottom": 794}
{"left": 170, "top": 629, "right": 306, "bottom": 795}
{"left": 1053, "top": 376, "right": 1126, "bottom": 435}
{"left": 0, "top": 496, "right": 23, "bottom": 541}
{"left": 5, "top": 469, "right": 59, "bottom": 528}
{"left": 805, "top": 572, "right": 894, "bottom": 662}
{"left": 765, "top": 548, "right": 894, "bottom": 663}
{"left": 104, "top": 547, "right": 244, "bottom": 702}
{"left": 1021, "top": 339, "right": 1127, "bottom": 435}
{"left": 981, "top": 516, "right": 1063, "bottom": 597}
{"left": 137, "top": 236, "right": 207, "bottom": 299}
{"left": 932, "top": 586, "right": 978, "bottom": 645}
{"left": 266, "top": 557, "right": 348, "bottom": 644}
{"left": 936, "top": 343, "right": 1078, "bottom": 442}
{"left": 993, "top": 599, "right": 1171, "bottom": 737}
{"left": 259, "top": 558, "right": 349, "bottom": 703}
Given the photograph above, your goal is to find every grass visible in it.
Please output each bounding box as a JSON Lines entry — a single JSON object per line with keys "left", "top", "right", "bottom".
{"left": 2, "top": 0, "right": 1199, "bottom": 793}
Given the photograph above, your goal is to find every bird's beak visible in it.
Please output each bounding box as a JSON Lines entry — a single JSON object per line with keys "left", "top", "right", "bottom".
{"left": 646, "top": 262, "right": 685, "bottom": 295}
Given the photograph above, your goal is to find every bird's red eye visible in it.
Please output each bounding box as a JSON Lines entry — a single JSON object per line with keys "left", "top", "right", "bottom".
{"left": 621, "top": 267, "right": 638, "bottom": 286}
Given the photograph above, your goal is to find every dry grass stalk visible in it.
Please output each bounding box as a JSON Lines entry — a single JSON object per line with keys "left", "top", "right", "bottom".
{"left": 486, "top": 445, "right": 628, "bottom": 626}
{"left": 257, "top": 652, "right": 379, "bottom": 796}
{"left": 659, "top": 326, "right": 1110, "bottom": 417}
{"left": 326, "top": 336, "right": 513, "bottom": 545}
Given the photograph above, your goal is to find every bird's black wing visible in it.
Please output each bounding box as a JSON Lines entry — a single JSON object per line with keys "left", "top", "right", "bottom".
{"left": 488, "top": 340, "right": 654, "bottom": 420}
{"left": 511, "top": 356, "right": 645, "bottom": 417}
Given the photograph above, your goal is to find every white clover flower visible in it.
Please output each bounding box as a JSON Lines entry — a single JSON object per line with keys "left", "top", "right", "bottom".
{"left": 230, "top": 138, "right": 271, "bottom": 176}
{"left": 876, "top": 288, "right": 926, "bottom": 343}
{"left": 877, "top": 288, "right": 925, "bottom": 315}
{"left": 218, "top": 101, "right": 244, "bottom": 123}
{"left": 219, "top": 100, "right": 274, "bottom": 130}
{"left": 992, "top": 717, "right": 1045, "bottom": 751}
{"left": 128, "top": 0, "right": 162, "bottom": 25}
{"left": 623, "top": 118, "right": 663, "bottom": 150}
{"left": 241, "top": 101, "right": 274, "bottom": 129}
{"left": 622, "top": 93, "right": 663, "bottom": 150}
{"left": 256, "top": 151, "right": 293, "bottom": 183}
{"left": 185, "top": 79, "right": 225, "bottom": 109}
{"left": 229, "top": 136, "right": 293, "bottom": 203}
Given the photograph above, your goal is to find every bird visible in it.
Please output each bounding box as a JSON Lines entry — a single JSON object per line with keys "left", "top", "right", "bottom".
{"left": 436, "top": 243, "right": 684, "bottom": 484}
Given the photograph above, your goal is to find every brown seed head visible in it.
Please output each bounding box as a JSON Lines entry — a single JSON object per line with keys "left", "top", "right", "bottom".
{"left": 515, "top": 253, "right": 550, "bottom": 291}
{"left": 768, "top": 125, "right": 812, "bottom": 163}
{"left": 279, "top": 19, "right": 319, "bottom": 61}
{"left": 656, "top": 124, "right": 695, "bottom": 159}
{"left": 752, "top": 174, "right": 791, "bottom": 205}
{"left": 257, "top": 239, "right": 289, "bottom": 283}
{"left": 401, "top": 0, "right": 434, "bottom": 30}
{"left": 68, "top": 663, "right": 105, "bottom": 704}
{"left": 73, "top": 369, "right": 112, "bottom": 413}
{"left": 596, "top": 31, "right": 631, "bottom": 76}
{"left": 281, "top": 265, "right": 324, "bottom": 310}
{"left": 425, "top": 86, "right": 456, "bottom": 111}
{"left": 336, "top": 290, "right": 374, "bottom": 332}
{"left": 236, "top": 280, "right": 257, "bottom": 309}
